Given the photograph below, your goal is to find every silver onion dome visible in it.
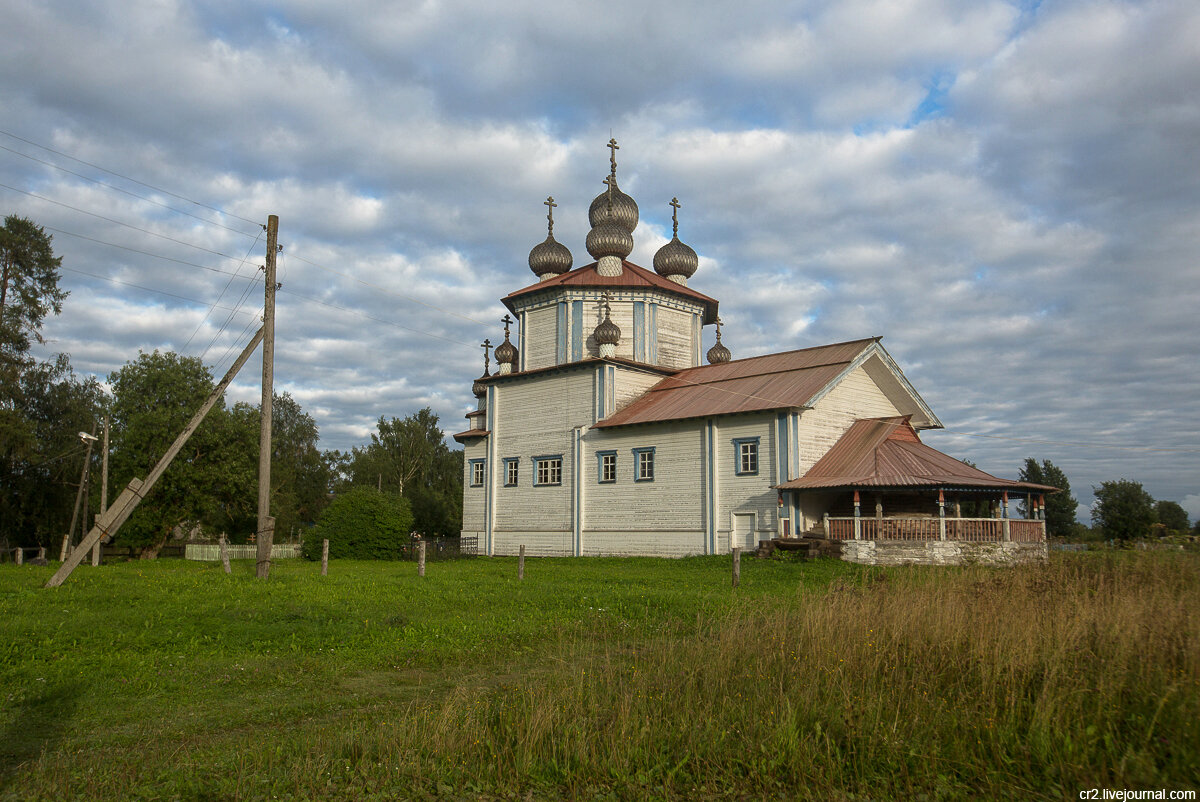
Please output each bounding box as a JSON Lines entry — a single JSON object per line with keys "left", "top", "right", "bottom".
{"left": 529, "top": 196, "right": 572, "bottom": 278}
{"left": 472, "top": 374, "right": 488, "bottom": 398}
{"left": 588, "top": 138, "right": 639, "bottom": 234}
{"left": 707, "top": 317, "right": 731, "bottom": 364}
{"left": 495, "top": 337, "right": 518, "bottom": 366}
{"left": 587, "top": 178, "right": 638, "bottom": 233}
{"left": 586, "top": 211, "right": 634, "bottom": 260}
{"left": 594, "top": 300, "right": 621, "bottom": 346}
{"left": 654, "top": 198, "right": 699, "bottom": 280}
{"left": 529, "top": 236, "right": 573, "bottom": 277}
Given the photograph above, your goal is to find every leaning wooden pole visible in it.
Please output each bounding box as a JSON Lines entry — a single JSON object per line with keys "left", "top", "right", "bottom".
{"left": 256, "top": 214, "right": 278, "bottom": 580}
{"left": 45, "top": 327, "right": 265, "bottom": 588}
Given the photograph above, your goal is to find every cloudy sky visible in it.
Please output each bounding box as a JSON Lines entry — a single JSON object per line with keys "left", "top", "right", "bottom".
{"left": 2, "top": 0, "right": 1198, "bottom": 522}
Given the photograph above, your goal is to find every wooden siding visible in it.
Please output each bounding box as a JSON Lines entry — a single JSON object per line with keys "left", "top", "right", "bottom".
{"left": 612, "top": 366, "right": 667, "bottom": 414}
{"left": 489, "top": 371, "right": 595, "bottom": 556}
{"left": 523, "top": 305, "right": 559, "bottom": 371}
{"left": 460, "top": 439, "right": 487, "bottom": 536}
{"left": 657, "top": 306, "right": 696, "bottom": 369}
{"left": 797, "top": 363, "right": 901, "bottom": 476}
{"left": 714, "top": 415, "right": 780, "bottom": 549}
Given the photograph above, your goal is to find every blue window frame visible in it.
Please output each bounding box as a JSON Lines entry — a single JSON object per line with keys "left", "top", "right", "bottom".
{"left": 733, "top": 437, "right": 760, "bottom": 476}
{"left": 503, "top": 457, "right": 519, "bottom": 487}
{"left": 469, "top": 458, "right": 485, "bottom": 487}
{"left": 533, "top": 454, "right": 563, "bottom": 486}
{"left": 632, "top": 447, "right": 655, "bottom": 482}
{"left": 596, "top": 451, "right": 617, "bottom": 484}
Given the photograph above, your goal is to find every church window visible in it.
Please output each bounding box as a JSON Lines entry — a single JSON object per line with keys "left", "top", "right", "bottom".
{"left": 633, "top": 447, "right": 655, "bottom": 482}
{"left": 534, "top": 455, "right": 563, "bottom": 486}
{"left": 469, "top": 459, "right": 485, "bottom": 487}
{"left": 597, "top": 451, "right": 617, "bottom": 483}
{"left": 503, "top": 458, "right": 519, "bottom": 487}
{"left": 734, "top": 437, "right": 760, "bottom": 476}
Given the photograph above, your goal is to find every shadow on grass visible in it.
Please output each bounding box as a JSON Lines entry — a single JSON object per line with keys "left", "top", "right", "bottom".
{"left": 0, "top": 680, "right": 82, "bottom": 794}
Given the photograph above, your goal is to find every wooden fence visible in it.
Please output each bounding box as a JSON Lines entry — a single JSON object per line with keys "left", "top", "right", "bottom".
{"left": 185, "top": 543, "right": 301, "bottom": 561}
{"left": 828, "top": 516, "right": 1044, "bottom": 543}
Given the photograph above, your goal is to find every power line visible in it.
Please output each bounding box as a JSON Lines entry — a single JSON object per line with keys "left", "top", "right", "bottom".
{"left": 279, "top": 287, "right": 476, "bottom": 347}
{"left": 0, "top": 143, "right": 260, "bottom": 239}
{"left": 44, "top": 224, "right": 260, "bottom": 282}
{"left": 0, "top": 128, "right": 261, "bottom": 226}
{"left": 930, "top": 429, "right": 1200, "bottom": 455}
{"left": 0, "top": 182, "right": 255, "bottom": 263}
{"left": 60, "top": 265, "right": 262, "bottom": 320}
{"left": 186, "top": 228, "right": 265, "bottom": 353}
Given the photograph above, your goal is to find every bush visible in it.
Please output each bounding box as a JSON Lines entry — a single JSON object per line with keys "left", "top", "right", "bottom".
{"left": 302, "top": 487, "right": 413, "bottom": 560}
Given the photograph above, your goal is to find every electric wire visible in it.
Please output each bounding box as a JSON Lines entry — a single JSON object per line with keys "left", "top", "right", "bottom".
{"left": 0, "top": 143, "right": 260, "bottom": 239}
{"left": 0, "top": 182, "right": 255, "bottom": 263}
{"left": 0, "top": 129, "right": 261, "bottom": 227}
{"left": 930, "top": 430, "right": 1200, "bottom": 454}
{"left": 186, "top": 228, "right": 265, "bottom": 353}
{"left": 43, "top": 225, "right": 260, "bottom": 282}
{"left": 60, "top": 265, "right": 262, "bottom": 320}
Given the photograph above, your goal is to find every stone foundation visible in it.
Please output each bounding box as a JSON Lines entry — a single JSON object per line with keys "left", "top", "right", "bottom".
{"left": 839, "top": 539, "right": 1047, "bottom": 566}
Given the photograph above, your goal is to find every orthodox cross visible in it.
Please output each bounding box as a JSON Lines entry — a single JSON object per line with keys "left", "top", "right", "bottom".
{"left": 501, "top": 314, "right": 514, "bottom": 340}
{"left": 714, "top": 316, "right": 724, "bottom": 341}
{"left": 602, "top": 175, "right": 615, "bottom": 214}
{"left": 601, "top": 291, "right": 613, "bottom": 318}
{"left": 607, "top": 138, "right": 619, "bottom": 180}
{"left": 669, "top": 197, "right": 681, "bottom": 237}
{"left": 544, "top": 196, "right": 557, "bottom": 235}
{"left": 481, "top": 338, "right": 492, "bottom": 374}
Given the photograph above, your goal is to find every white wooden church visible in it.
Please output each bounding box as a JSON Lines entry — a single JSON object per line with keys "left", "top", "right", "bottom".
{"left": 455, "top": 142, "right": 1051, "bottom": 564}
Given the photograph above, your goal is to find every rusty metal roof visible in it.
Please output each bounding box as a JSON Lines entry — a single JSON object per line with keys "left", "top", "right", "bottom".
{"left": 503, "top": 260, "right": 720, "bottom": 324}
{"left": 778, "top": 417, "right": 1059, "bottom": 492}
{"left": 593, "top": 338, "right": 878, "bottom": 428}
{"left": 451, "top": 428, "right": 490, "bottom": 443}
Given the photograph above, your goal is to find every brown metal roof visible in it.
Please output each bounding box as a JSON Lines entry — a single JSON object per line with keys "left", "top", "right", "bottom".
{"left": 503, "top": 261, "right": 720, "bottom": 324}
{"left": 777, "top": 417, "right": 1059, "bottom": 492}
{"left": 592, "top": 338, "right": 877, "bottom": 428}
{"left": 451, "top": 428, "right": 490, "bottom": 443}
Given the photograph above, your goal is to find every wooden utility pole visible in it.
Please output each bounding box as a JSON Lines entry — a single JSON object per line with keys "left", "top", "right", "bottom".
{"left": 61, "top": 424, "right": 97, "bottom": 561}
{"left": 256, "top": 215, "right": 279, "bottom": 580}
{"left": 91, "top": 416, "right": 109, "bottom": 566}
{"left": 46, "top": 328, "right": 264, "bottom": 588}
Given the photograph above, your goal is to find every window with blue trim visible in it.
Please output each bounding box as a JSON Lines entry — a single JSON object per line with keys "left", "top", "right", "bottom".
{"left": 597, "top": 451, "right": 617, "bottom": 484}
{"left": 469, "top": 459, "right": 485, "bottom": 487}
{"left": 633, "top": 447, "right": 655, "bottom": 482}
{"left": 533, "top": 455, "right": 563, "bottom": 486}
{"left": 503, "top": 457, "right": 519, "bottom": 487}
{"left": 733, "top": 437, "right": 760, "bottom": 476}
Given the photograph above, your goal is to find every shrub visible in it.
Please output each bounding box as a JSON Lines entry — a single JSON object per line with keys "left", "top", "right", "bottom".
{"left": 303, "top": 487, "right": 413, "bottom": 560}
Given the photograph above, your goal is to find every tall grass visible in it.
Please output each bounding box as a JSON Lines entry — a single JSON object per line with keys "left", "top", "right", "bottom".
{"left": 403, "top": 553, "right": 1199, "bottom": 799}
{"left": 1, "top": 552, "right": 1196, "bottom": 800}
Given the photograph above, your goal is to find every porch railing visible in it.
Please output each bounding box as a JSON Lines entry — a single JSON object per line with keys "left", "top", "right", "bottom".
{"left": 826, "top": 516, "right": 1044, "bottom": 543}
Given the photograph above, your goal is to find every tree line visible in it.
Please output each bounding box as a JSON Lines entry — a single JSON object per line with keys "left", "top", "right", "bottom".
{"left": 1, "top": 214, "right": 462, "bottom": 559}
{"left": 1019, "top": 458, "right": 1195, "bottom": 543}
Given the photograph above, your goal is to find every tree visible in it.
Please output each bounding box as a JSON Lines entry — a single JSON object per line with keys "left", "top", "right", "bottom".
{"left": 1092, "top": 479, "right": 1156, "bottom": 543}
{"left": 108, "top": 350, "right": 252, "bottom": 557}
{"left": 303, "top": 487, "right": 412, "bottom": 560}
{"left": 0, "top": 215, "right": 67, "bottom": 376}
{"left": 1018, "top": 458, "right": 1079, "bottom": 538}
{"left": 1154, "top": 500, "right": 1190, "bottom": 535}
{"left": 0, "top": 354, "right": 106, "bottom": 550}
{"left": 345, "top": 408, "right": 463, "bottom": 538}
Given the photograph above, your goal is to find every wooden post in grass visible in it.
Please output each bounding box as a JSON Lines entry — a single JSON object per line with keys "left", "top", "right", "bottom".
{"left": 732, "top": 546, "right": 741, "bottom": 588}
{"left": 417, "top": 540, "right": 426, "bottom": 577}
{"left": 321, "top": 539, "right": 329, "bottom": 576}
{"left": 37, "top": 546, "right": 45, "bottom": 561}
{"left": 219, "top": 534, "right": 231, "bottom": 575}
{"left": 15, "top": 548, "right": 22, "bottom": 566}
{"left": 518, "top": 544, "right": 525, "bottom": 580}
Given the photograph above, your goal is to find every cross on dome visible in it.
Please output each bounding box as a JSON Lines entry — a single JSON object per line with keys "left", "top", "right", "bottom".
{"left": 544, "top": 196, "right": 557, "bottom": 235}
{"left": 670, "top": 197, "right": 681, "bottom": 237}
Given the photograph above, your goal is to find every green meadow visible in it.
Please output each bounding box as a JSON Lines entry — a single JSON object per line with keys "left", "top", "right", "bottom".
{"left": 1, "top": 551, "right": 1196, "bottom": 800}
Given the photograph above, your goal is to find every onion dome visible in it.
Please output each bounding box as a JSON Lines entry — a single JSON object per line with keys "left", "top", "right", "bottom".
{"left": 706, "top": 317, "right": 732, "bottom": 364}
{"left": 653, "top": 198, "right": 699, "bottom": 283}
{"left": 587, "top": 138, "right": 639, "bottom": 233}
{"left": 594, "top": 296, "right": 621, "bottom": 346}
{"left": 473, "top": 339, "right": 492, "bottom": 400}
{"left": 529, "top": 196, "right": 572, "bottom": 279}
{"left": 495, "top": 316, "right": 518, "bottom": 373}
{"left": 586, "top": 199, "right": 634, "bottom": 261}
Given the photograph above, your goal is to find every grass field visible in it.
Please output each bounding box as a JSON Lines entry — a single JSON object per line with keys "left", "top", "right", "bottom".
{"left": 1, "top": 551, "right": 1197, "bottom": 800}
